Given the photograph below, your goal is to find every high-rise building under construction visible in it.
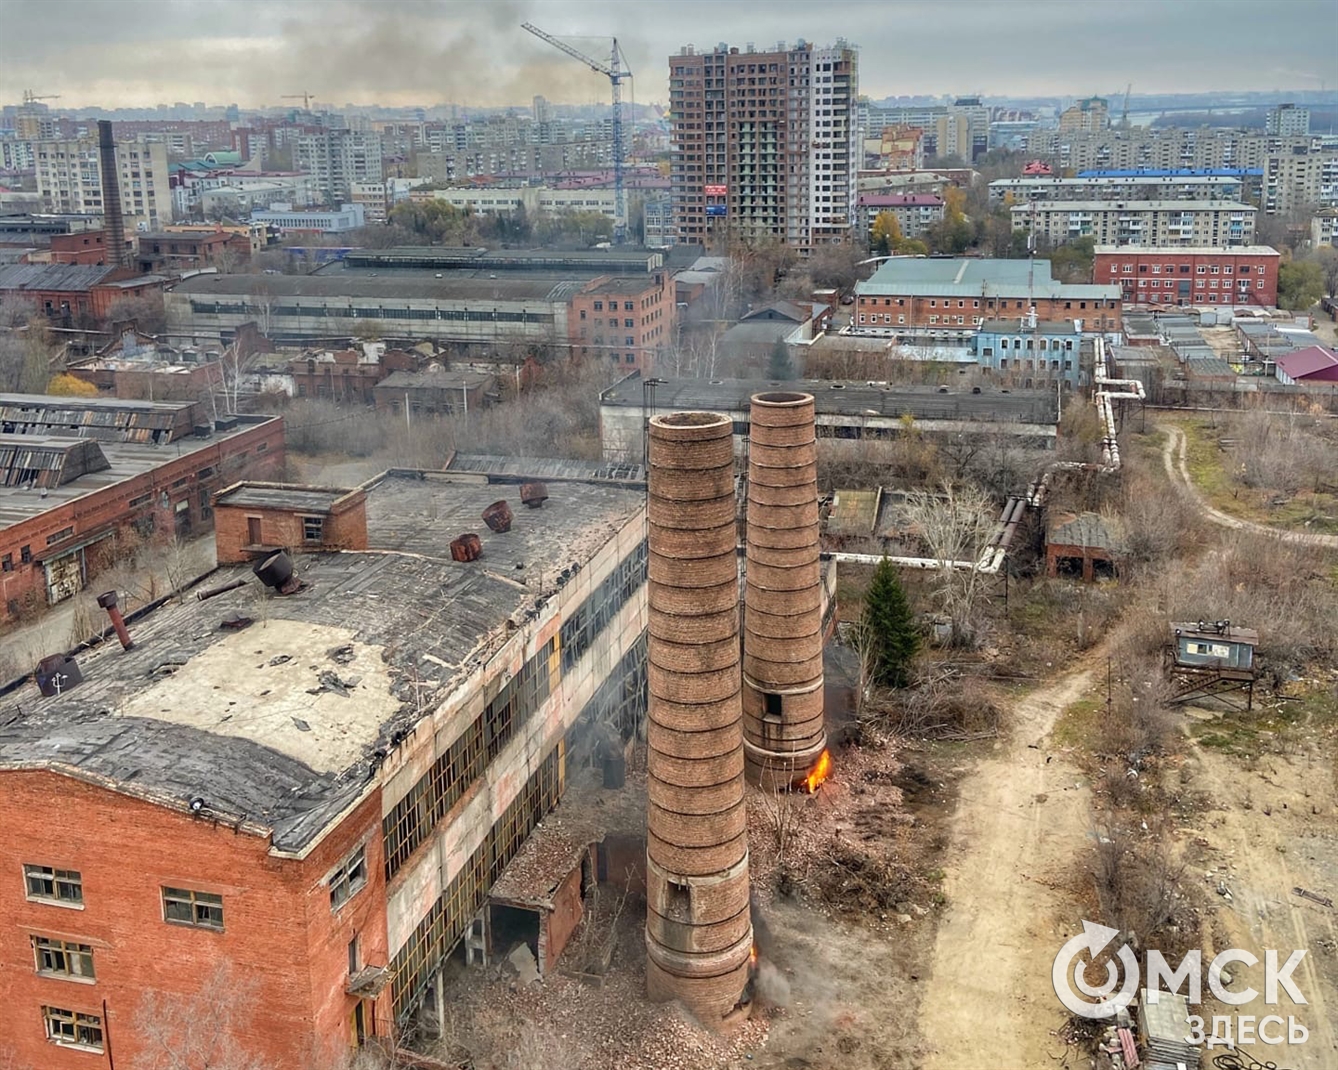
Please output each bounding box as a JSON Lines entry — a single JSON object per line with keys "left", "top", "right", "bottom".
{"left": 668, "top": 40, "right": 858, "bottom": 253}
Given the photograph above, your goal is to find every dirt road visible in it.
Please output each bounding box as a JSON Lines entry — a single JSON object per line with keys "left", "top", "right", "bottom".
{"left": 1181, "top": 740, "right": 1338, "bottom": 1069}
{"left": 1161, "top": 426, "right": 1338, "bottom": 548}
{"left": 919, "top": 668, "right": 1096, "bottom": 1070}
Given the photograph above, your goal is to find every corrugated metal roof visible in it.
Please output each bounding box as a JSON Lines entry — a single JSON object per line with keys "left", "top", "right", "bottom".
{"left": 856, "top": 257, "right": 1119, "bottom": 301}
{"left": 0, "top": 263, "right": 120, "bottom": 292}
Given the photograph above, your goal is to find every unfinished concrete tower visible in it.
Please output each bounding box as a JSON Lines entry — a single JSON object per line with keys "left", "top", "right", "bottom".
{"left": 742, "top": 392, "right": 827, "bottom": 789}
{"left": 645, "top": 412, "right": 753, "bottom": 1025}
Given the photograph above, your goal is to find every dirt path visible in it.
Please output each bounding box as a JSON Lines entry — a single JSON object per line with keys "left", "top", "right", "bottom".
{"left": 1181, "top": 740, "right": 1338, "bottom": 1068}
{"left": 919, "top": 668, "right": 1096, "bottom": 1070}
{"left": 1161, "top": 425, "right": 1338, "bottom": 548}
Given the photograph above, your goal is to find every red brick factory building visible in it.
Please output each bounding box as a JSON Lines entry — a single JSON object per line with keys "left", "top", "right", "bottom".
{"left": 1093, "top": 245, "right": 1279, "bottom": 308}
{"left": 0, "top": 395, "right": 283, "bottom": 622}
{"left": 0, "top": 460, "right": 653, "bottom": 1064}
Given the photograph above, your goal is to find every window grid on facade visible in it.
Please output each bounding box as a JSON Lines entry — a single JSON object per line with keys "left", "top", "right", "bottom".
{"left": 43, "top": 1006, "right": 103, "bottom": 1050}
{"left": 162, "top": 886, "right": 224, "bottom": 929}
{"left": 390, "top": 746, "right": 562, "bottom": 1025}
{"left": 329, "top": 845, "right": 368, "bottom": 910}
{"left": 33, "top": 936, "right": 95, "bottom": 979}
{"left": 24, "top": 865, "right": 83, "bottom": 904}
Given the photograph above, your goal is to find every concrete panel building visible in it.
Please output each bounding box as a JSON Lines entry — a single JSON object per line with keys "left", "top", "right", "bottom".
{"left": 1013, "top": 199, "right": 1256, "bottom": 248}
{"left": 296, "top": 129, "right": 383, "bottom": 203}
{"left": 33, "top": 137, "right": 172, "bottom": 230}
{"left": 989, "top": 174, "right": 1244, "bottom": 206}
{"left": 0, "top": 461, "right": 651, "bottom": 1063}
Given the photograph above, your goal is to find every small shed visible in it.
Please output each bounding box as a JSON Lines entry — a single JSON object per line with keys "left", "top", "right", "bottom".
{"left": 1167, "top": 619, "right": 1258, "bottom": 710}
{"left": 1046, "top": 511, "right": 1124, "bottom": 581}
{"left": 1170, "top": 620, "right": 1257, "bottom": 671}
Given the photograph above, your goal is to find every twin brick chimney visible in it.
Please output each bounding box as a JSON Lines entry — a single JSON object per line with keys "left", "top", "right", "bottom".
{"left": 645, "top": 393, "right": 826, "bottom": 1023}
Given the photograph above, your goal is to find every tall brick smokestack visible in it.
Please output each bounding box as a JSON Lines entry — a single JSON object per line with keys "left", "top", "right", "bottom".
{"left": 97, "top": 121, "right": 129, "bottom": 269}
{"left": 742, "top": 392, "right": 827, "bottom": 789}
{"left": 645, "top": 412, "right": 753, "bottom": 1026}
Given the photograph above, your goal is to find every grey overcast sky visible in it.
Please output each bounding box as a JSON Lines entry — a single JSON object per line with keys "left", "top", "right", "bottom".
{"left": 1, "top": 0, "right": 1335, "bottom": 109}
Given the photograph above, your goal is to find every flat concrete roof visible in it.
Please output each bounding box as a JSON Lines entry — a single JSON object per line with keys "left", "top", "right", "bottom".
{"left": 214, "top": 484, "right": 354, "bottom": 513}
{"left": 600, "top": 376, "right": 1059, "bottom": 425}
{"left": 855, "top": 257, "right": 1119, "bottom": 301}
{"left": 0, "top": 416, "right": 279, "bottom": 533}
{"left": 171, "top": 268, "right": 588, "bottom": 304}
{"left": 1094, "top": 245, "right": 1278, "bottom": 256}
{"left": 0, "top": 470, "right": 646, "bottom": 852}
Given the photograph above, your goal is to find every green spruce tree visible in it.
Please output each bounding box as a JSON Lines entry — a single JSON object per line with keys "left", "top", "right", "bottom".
{"left": 862, "top": 557, "right": 919, "bottom": 688}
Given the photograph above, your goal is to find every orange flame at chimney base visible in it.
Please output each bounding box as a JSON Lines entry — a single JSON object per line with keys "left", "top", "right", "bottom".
{"left": 804, "top": 748, "right": 832, "bottom": 793}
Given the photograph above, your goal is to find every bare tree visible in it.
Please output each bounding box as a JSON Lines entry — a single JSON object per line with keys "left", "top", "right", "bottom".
{"left": 133, "top": 962, "right": 270, "bottom": 1070}
{"left": 903, "top": 482, "right": 997, "bottom": 647}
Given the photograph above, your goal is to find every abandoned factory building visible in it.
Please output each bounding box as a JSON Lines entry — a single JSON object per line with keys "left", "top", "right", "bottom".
{"left": 598, "top": 374, "right": 1061, "bottom": 464}
{"left": 0, "top": 461, "right": 650, "bottom": 1066}
{"left": 0, "top": 395, "right": 284, "bottom": 622}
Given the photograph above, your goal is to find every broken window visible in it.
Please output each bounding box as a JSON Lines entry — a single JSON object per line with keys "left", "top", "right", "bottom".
{"left": 43, "top": 1006, "right": 103, "bottom": 1051}
{"left": 24, "top": 865, "right": 83, "bottom": 905}
{"left": 330, "top": 845, "right": 368, "bottom": 910}
{"left": 33, "top": 936, "right": 95, "bottom": 979}
{"left": 302, "top": 515, "right": 325, "bottom": 543}
{"left": 162, "top": 887, "right": 224, "bottom": 930}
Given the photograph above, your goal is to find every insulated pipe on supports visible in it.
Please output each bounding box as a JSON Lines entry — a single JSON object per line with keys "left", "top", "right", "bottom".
{"left": 741, "top": 392, "right": 826, "bottom": 789}
{"left": 645, "top": 412, "right": 753, "bottom": 1027}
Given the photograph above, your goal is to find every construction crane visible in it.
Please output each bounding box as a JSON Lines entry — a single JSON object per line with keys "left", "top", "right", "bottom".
{"left": 282, "top": 93, "right": 315, "bottom": 111}
{"left": 521, "top": 22, "right": 631, "bottom": 245}
{"left": 22, "top": 90, "right": 60, "bottom": 105}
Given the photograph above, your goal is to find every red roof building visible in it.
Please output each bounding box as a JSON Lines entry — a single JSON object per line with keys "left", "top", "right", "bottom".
{"left": 1274, "top": 345, "right": 1338, "bottom": 384}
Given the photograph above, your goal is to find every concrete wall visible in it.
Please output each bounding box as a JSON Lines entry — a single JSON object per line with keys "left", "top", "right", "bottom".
{"left": 380, "top": 508, "right": 649, "bottom": 999}
{"left": 0, "top": 770, "right": 389, "bottom": 1068}
{"left": 599, "top": 405, "right": 1057, "bottom": 465}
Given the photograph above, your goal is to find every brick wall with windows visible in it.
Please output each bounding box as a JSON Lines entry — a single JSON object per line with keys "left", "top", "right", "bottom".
{"left": 1093, "top": 247, "right": 1279, "bottom": 308}
{"left": 567, "top": 271, "right": 676, "bottom": 374}
{"left": 212, "top": 486, "right": 369, "bottom": 565}
{"left": 0, "top": 770, "right": 389, "bottom": 1068}
{"left": 854, "top": 292, "right": 1123, "bottom": 333}
{"left": 0, "top": 418, "right": 285, "bottom": 624}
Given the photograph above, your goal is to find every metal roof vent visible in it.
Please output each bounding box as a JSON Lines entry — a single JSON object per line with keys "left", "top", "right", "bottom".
{"left": 252, "top": 550, "right": 300, "bottom": 594}
{"left": 450, "top": 534, "right": 482, "bottom": 562}
{"left": 519, "top": 481, "right": 549, "bottom": 509}
{"left": 36, "top": 654, "right": 83, "bottom": 697}
{"left": 482, "top": 500, "right": 513, "bottom": 533}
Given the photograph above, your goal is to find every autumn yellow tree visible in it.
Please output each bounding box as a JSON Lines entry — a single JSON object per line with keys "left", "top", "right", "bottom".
{"left": 871, "top": 211, "right": 903, "bottom": 256}
{"left": 47, "top": 372, "right": 100, "bottom": 397}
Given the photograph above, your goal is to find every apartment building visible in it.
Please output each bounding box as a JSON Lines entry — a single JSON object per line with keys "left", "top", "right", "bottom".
{"left": 856, "top": 192, "right": 944, "bottom": 240}
{"left": 1094, "top": 245, "right": 1280, "bottom": 307}
{"left": 0, "top": 464, "right": 649, "bottom": 1064}
{"left": 1013, "top": 200, "right": 1256, "bottom": 248}
{"left": 296, "top": 129, "right": 383, "bottom": 203}
{"left": 1312, "top": 208, "right": 1338, "bottom": 248}
{"left": 852, "top": 257, "right": 1121, "bottom": 342}
{"left": 1023, "top": 128, "right": 1338, "bottom": 212}
{"left": 1059, "top": 97, "right": 1110, "bottom": 133}
{"left": 1264, "top": 145, "right": 1338, "bottom": 215}
{"left": 669, "top": 40, "right": 859, "bottom": 252}
{"left": 33, "top": 137, "right": 172, "bottom": 230}
{"left": 990, "top": 174, "right": 1244, "bottom": 205}
{"left": 1266, "top": 104, "right": 1310, "bottom": 137}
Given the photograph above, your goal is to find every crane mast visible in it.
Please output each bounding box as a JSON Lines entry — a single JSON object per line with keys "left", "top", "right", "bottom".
{"left": 521, "top": 22, "right": 631, "bottom": 245}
